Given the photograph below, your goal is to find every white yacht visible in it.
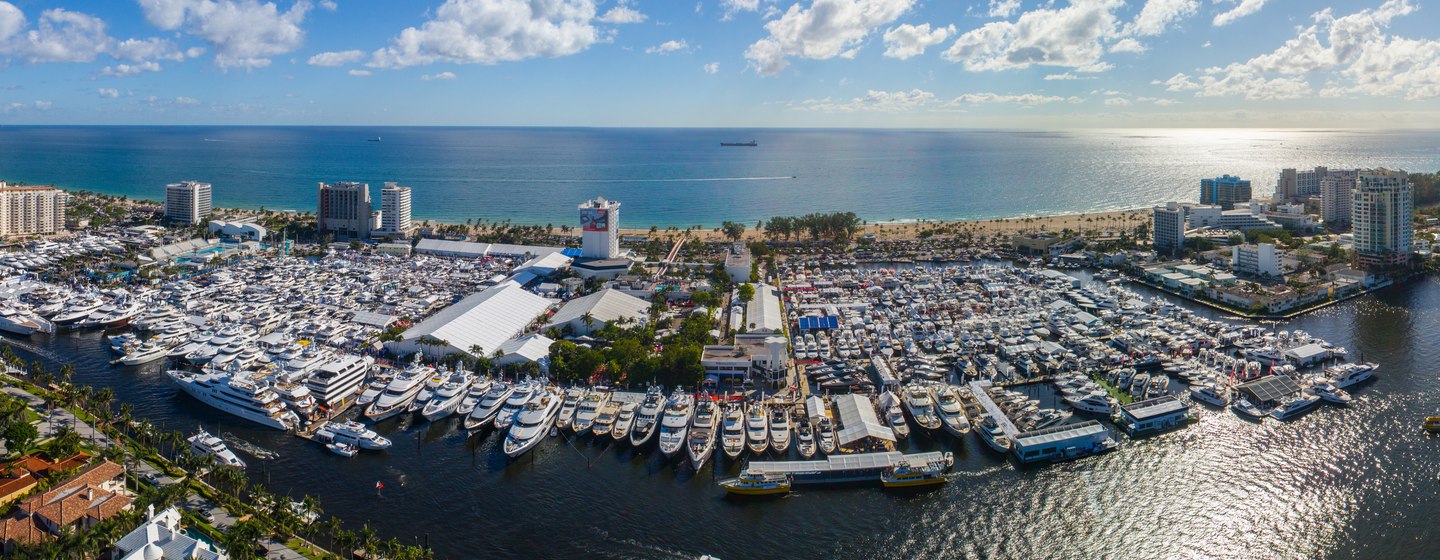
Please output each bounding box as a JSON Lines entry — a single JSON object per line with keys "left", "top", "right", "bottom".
{"left": 976, "top": 414, "right": 1011, "bottom": 454}
{"left": 421, "top": 371, "right": 473, "bottom": 421}
{"left": 881, "top": 392, "right": 910, "bottom": 439}
{"left": 902, "top": 385, "right": 942, "bottom": 431}
{"left": 465, "top": 382, "right": 516, "bottom": 431}
{"left": 686, "top": 398, "right": 719, "bottom": 470}
{"left": 1310, "top": 381, "right": 1353, "bottom": 405}
{"left": 1065, "top": 390, "right": 1119, "bottom": 415}
{"left": 364, "top": 371, "right": 427, "bottom": 421}
{"left": 930, "top": 385, "right": 972, "bottom": 438}
{"left": 305, "top": 354, "right": 373, "bottom": 409}
{"left": 572, "top": 388, "right": 611, "bottom": 434}
{"left": 167, "top": 368, "right": 299, "bottom": 431}
{"left": 1324, "top": 362, "right": 1377, "bottom": 390}
{"left": 611, "top": 402, "right": 639, "bottom": 442}
{"left": 51, "top": 297, "right": 105, "bottom": 326}
{"left": 503, "top": 386, "right": 561, "bottom": 458}
{"left": 0, "top": 306, "right": 53, "bottom": 335}
{"left": 455, "top": 378, "right": 494, "bottom": 417}
{"left": 629, "top": 387, "right": 666, "bottom": 447}
{"left": 720, "top": 404, "right": 746, "bottom": 459}
{"left": 408, "top": 370, "right": 449, "bottom": 413}
{"left": 555, "top": 387, "right": 587, "bottom": 433}
{"left": 188, "top": 428, "right": 246, "bottom": 468}
{"left": 492, "top": 382, "right": 538, "bottom": 431}
{"left": 768, "top": 406, "right": 792, "bottom": 455}
{"left": 1188, "top": 384, "right": 1229, "bottom": 408}
{"left": 355, "top": 377, "right": 389, "bottom": 408}
{"left": 745, "top": 403, "right": 769, "bottom": 455}
{"left": 120, "top": 339, "right": 170, "bottom": 366}
{"left": 657, "top": 390, "right": 694, "bottom": 458}
{"left": 591, "top": 400, "right": 622, "bottom": 438}
{"left": 314, "top": 420, "right": 392, "bottom": 451}
{"left": 1271, "top": 389, "right": 1322, "bottom": 421}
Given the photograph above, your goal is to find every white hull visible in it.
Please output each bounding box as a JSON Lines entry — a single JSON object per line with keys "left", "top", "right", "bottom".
{"left": 169, "top": 374, "right": 295, "bottom": 431}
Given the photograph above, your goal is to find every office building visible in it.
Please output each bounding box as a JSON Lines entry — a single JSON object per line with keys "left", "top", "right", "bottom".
{"left": 1296, "top": 166, "right": 1327, "bottom": 197}
{"left": 0, "top": 183, "right": 66, "bottom": 238}
{"left": 1232, "top": 243, "right": 1281, "bottom": 278}
{"left": 1274, "top": 168, "right": 1297, "bottom": 203}
{"left": 579, "top": 196, "right": 621, "bottom": 259}
{"left": 1320, "top": 170, "right": 1356, "bottom": 229}
{"left": 1200, "top": 175, "right": 1252, "bottom": 209}
{"left": 1152, "top": 203, "right": 1187, "bottom": 254}
{"left": 163, "top": 181, "right": 212, "bottom": 224}
{"left": 1352, "top": 169, "right": 1413, "bottom": 269}
{"left": 378, "top": 182, "right": 413, "bottom": 237}
{"left": 317, "top": 181, "right": 373, "bottom": 240}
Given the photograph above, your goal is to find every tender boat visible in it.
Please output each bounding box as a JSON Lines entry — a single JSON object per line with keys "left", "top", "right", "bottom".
{"left": 657, "top": 390, "right": 694, "bottom": 458}
{"left": 327, "top": 441, "right": 358, "bottom": 458}
{"left": 720, "top": 403, "right": 746, "bottom": 459}
{"left": 188, "top": 428, "right": 246, "bottom": 468}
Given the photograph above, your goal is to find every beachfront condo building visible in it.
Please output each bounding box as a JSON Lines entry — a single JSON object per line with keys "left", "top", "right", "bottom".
{"left": 1352, "top": 169, "right": 1413, "bottom": 269}
{"left": 377, "top": 182, "right": 413, "bottom": 237}
{"left": 318, "top": 181, "right": 373, "bottom": 240}
{"left": 1200, "top": 175, "right": 1252, "bottom": 209}
{"left": 579, "top": 196, "right": 621, "bottom": 259}
{"left": 1321, "top": 170, "right": 1357, "bottom": 230}
{"left": 1153, "top": 202, "right": 1187, "bottom": 255}
{"left": 164, "top": 181, "right": 213, "bottom": 225}
{"left": 0, "top": 183, "right": 66, "bottom": 239}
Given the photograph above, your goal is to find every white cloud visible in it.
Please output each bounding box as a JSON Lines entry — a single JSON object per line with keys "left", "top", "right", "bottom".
{"left": 987, "top": 0, "right": 1020, "bottom": 18}
{"left": 369, "top": 0, "right": 599, "bottom": 68}
{"left": 1109, "top": 37, "right": 1147, "bottom": 53}
{"left": 3, "top": 8, "right": 112, "bottom": 63}
{"left": 721, "top": 0, "right": 759, "bottom": 20}
{"left": 99, "top": 61, "right": 163, "bottom": 76}
{"left": 97, "top": 87, "right": 120, "bottom": 98}
{"left": 174, "top": 96, "right": 200, "bottom": 105}
{"left": 2, "top": 100, "right": 51, "bottom": 113}
{"left": 745, "top": 0, "right": 917, "bottom": 76}
{"left": 0, "top": 2, "right": 23, "bottom": 41}
{"left": 645, "top": 39, "right": 688, "bottom": 55}
{"left": 1043, "top": 72, "right": 1095, "bottom": 80}
{"left": 307, "top": 49, "right": 363, "bottom": 66}
{"left": 882, "top": 23, "right": 954, "bottom": 60}
{"left": 137, "top": 0, "right": 313, "bottom": 70}
{"left": 319, "top": 0, "right": 336, "bottom": 9}
{"left": 347, "top": 68, "right": 370, "bottom": 76}
{"left": 1127, "top": 0, "right": 1198, "bottom": 36}
{"left": 1103, "top": 97, "right": 1130, "bottom": 105}
{"left": 943, "top": 0, "right": 1124, "bottom": 72}
{"left": 1212, "top": 0, "right": 1266, "bottom": 27}
{"left": 951, "top": 92, "right": 1084, "bottom": 104}
{"left": 793, "top": 88, "right": 936, "bottom": 112}
{"left": 703, "top": 61, "right": 719, "bottom": 73}
{"left": 598, "top": 0, "right": 646, "bottom": 24}
{"left": 112, "top": 37, "right": 186, "bottom": 62}
{"left": 1136, "top": 96, "right": 1182, "bottom": 105}
{"left": 420, "top": 71, "right": 456, "bottom": 80}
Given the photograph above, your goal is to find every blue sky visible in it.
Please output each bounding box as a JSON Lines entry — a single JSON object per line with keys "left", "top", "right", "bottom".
{"left": 0, "top": 0, "right": 1437, "bottom": 127}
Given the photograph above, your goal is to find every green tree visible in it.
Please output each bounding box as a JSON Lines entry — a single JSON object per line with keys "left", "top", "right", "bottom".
{"left": 737, "top": 283, "right": 755, "bottom": 304}
{"left": 3, "top": 420, "right": 39, "bottom": 456}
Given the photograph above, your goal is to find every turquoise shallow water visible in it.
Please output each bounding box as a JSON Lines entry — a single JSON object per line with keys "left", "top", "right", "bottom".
{"left": 1, "top": 126, "right": 1437, "bottom": 227}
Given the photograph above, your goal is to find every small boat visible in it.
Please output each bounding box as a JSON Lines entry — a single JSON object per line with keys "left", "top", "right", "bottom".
{"left": 1424, "top": 416, "right": 1440, "bottom": 433}
{"left": 327, "top": 441, "right": 358, "bottom": 458}
{"left": 719, "top": 470, "right": 790, "bottom": 496}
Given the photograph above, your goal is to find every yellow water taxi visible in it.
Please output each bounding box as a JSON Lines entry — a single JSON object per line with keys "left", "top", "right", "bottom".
{"left": 719, "top": 470, "right": 791, "bottom": 496}
{"left": 880, "top": 463, "right": 948, "bottom": 489}
{"left": 1424, "top": 416, "right": 1440, "bottom": 433}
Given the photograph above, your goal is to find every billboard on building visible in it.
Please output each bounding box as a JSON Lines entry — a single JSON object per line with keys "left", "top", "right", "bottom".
{"left": 581, "top": 208, "right": 609, "bottom": 232}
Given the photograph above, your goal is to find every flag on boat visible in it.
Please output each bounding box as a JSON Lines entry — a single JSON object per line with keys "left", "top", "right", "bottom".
{"left": 375, "top": 481, "right": 384, "bottom": 490}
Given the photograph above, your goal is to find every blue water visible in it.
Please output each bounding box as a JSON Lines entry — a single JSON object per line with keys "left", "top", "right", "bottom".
{"left": 1, "top": 127, "right": 1437, "bottom": 227}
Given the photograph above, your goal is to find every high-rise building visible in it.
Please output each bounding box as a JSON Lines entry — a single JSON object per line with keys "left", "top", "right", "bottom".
{"left": 1352, "top": 169, "right": 1412, "bottom": 269}
{"left": 1320, "top": 169, "right": 1356, "bottom": 230}
{"left": 1232, "top": 243, "right": 1281, "bottom": 278}
{"left": 1296, "top": 166, "right": 1328, "bottom": 197}
{"left": 378, "top": 182, "right": 413, "bottom": 236}
{"left": 1152, "top": 203, "right": 1187, "bottom": 255}
{"left": 1199, "top": 175, "right": 1252, "bottom": 209}
{"left": 0, "top": 183, "right": 66, "bottom": 238}
{"left": 579, "top": 196, "right": 620, "bottom": 259}
{"left": 317, "top": 181, "right": 373, "bottom": 240}
{"left": 1274, "top": 168, "right": 1297, "bottom": 203}
{"left": 164, "top": 181, "right": 213, "bottom": 224}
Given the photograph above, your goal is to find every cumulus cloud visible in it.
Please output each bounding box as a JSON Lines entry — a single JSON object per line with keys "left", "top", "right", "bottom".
{"left": 793, "top": 88, "right": 936, "bottom": 112}
{"left": 137, "top": 0, "right": 313, "bottom": 70}
{"left": 987, "top": 0, "right": 1020, "bottom": 18}
{"left": 420, "top": 71, "right": 456, "bottom": 80}
{"left": 99, "top": 61, "right": 163, "bottom": 76}
{"left": 307, "top": 49, "right": 363, "bottom": 66}
{"left": 97, "top": 87, "right": 120, "bottom": 98}
{"left": 1103, "top": 97, "right": 1130, "bottom": 106}
{"left": 703, "top": 61, "right": 718, "bottom": 73}
{"left": 369, "top": 0, "right": 599, "bottom": 68}
{"left": 1127, "top": 0, "right": 1198, "bottom": 36}
{"left": 0, "top": 2, "right": 22, "bottom": 41}
{"left": 1109, "top": 37, "right": 1147, "bottom": 53}
{"left": 943, "top": 0, "right": 1124, "bottom": 72}
{"left": 950, "top": 92, "right": 1084, "bottom": 105}
{"left": 2, "top": 7, "right": 112, "bottom": 63}
{"left": 1163, "top": 0, "right": 1440, "bottom": 100}
{"left": 645, "top": 39, "right": 688, "bottom": 55}
{"left": 882, "top": 23, "right": 953, "bottom": 60}
{"left": 347, "top": 68, "right": 370, "bottom": 76}
{"left": 1213, "top": 0, "right": 1267, "bottom": 27}
{"left": 745, "top": 0, "right": 916, "bottom": 76}
{"left": 598, "top": 0, "right": 646, "bottom": 23}
{"left": 720, "top": 0, "right": 759, "bottom": 20}
{"left": 112, "top": 37, "right": 188, "bottom": 62}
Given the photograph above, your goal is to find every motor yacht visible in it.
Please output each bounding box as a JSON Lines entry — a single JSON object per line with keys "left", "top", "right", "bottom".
{"left": 554, "top": 387, "right": 587, "bottom": 433}
{"left": 657, "top": 390, "right": 694, "bottom": 458}
{"left": 744, "top": 402, "right": 770, "bottom": 455}
{"left": 686, "top": 398, "right": 719, "bottom": 470}
{"left": 0, "top": 306, "right": 53, "bottom": 335}
{"left": 1271, "top": 389, "right": 1322, "bottom": 421}
{"left": 611, "top": 401, "right": 639, "bottom": 442}
{"left": 1188, "top": 384, "right": 1229, "bottom": 408}
{"left": 880, "top": 392, "right": 910, "bottom": 439}
{"left": 364, "top": 371, "right": 427, "bottom": 421}
{"left": 930, "top": 384, "right": 972, "bottom": 437}
{"left": 167, "top": 368, "right": 298, "bottom": 431}
{"left": 492, "top": 382, "right": 538, "bottom": 431}
{"left": 976, "top": 414, "right": 1011, "bottom": 454}
{"left": 188, "top": 427, "right": 246, "bottom": 468}
{"left": 464, "top": 382, "right": 516, "bottom": 430}
{"left": 1310, "top": 380, "right": 1352, "bottom": 405}
{"left": 355, "top": 377, "right": 389, "bottom": 408}
{"left": 407, "top": 370, "right": 449, "bottom": 413}
{"left": 503, "top": 386, "right": 562, "bottom": 458}
{"left": 1231, "top": 397, "right": 1269, "bottom": 420}
{"left": 314, "top": 420, "right": 392, "bottom": 450}
{"left": 572, "top": 388, "right": 611, "bottom": 434}
{"left": 768, "top": 406, "right": 792, "bottom": 455}
{"left": 591, "top": 400, "right": 622, "bottom": 438}
{"left": 421, "top": 371, "right": 474, "bottom": 421}
{"left": 817, "top": 415, "right": 838, "bottom": 455}
{"left": 1065, "top": 390, "right": 1119, "bottom": 415}
{"left": 720, "top": 403, "right": 746, "bottom": 459}
{"left": 455, "top": 378, "right": 494, "bottom": 417}
{"left": 1324, "top": 362, "right": 1378, "bottom": 390}
{"left": 120, "top": 339, "right": 170, "bottom": 366}
{"left": 629, "top": 387, "right": 666, "bottom": 447}
{"left": 794, "top": 418, "right": 817, "bottom": 459}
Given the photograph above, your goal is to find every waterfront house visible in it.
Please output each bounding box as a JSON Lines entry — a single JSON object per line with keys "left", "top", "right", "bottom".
{"left": 112, "top": 505, "right": 226, "bottom": 560}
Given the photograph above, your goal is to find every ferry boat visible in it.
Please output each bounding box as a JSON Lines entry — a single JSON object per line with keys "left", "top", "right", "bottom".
{"left": 629, "top": 387, "right": 666, "bottom": 447}
{"left": 720, "top": 403, "right": 746, "bottom": 459}
{"left": 745, "top": 403, "right": 770, "bottom": 455}
{"left": 188, "top": 428, "right": 246, "bottom": 468}
{"left": 1424, "top": 416, "right": 1440, "bottom": 433}
{"left": 881, "top": 461, "right": 949, "bottom": 489}
{"left": 686, "top": 398, "right": 719, "bottom": 470}
{"left": 465, "top": 382, "right": 516, "bottom": 430}
{"left": 738, "top": 451, "right": 952, "bottom": 487}
{"left": 657, "top": 390, "right": 694, "bottom": 458}
{"left": 167, "top": 368, "right": 299, "bottom": 431}
{"left": 719, "top": 470, "right": 791, "bottom": 496}
{"left": 313, "top": 420, "right": 392, "bottom": 450}
{"left": 503, "top": 387, "right": 561, "bottom": 458}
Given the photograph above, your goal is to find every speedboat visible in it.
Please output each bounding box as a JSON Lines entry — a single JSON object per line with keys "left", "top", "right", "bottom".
{"left": 188, "top": 428, "right": 246, "bottom": 468}
{"left": 554, "top": 387, "right": 587, "bottom": 433}
{"left": 314, "top": 420, "right": 392, "bottom": 450}
{"left": 686, "top": 398, "right": 719, "bottom": 470}
{"left": 768, "top": 406, "right": 792, "bottom": 455}
{"left": 503, "top": 386, "right": 561, "bottom": 458}
{"left": 611, "top": 402, "right": 639, "bottom": 442}
{"left": 327, "top": 441, "right": 358, "bottom": 458}
{"left": 572, "top": 388, "right": 611, "bottom": 434}
{"left": 421, "top": 371, "right": 473, "bottom": 421}
{"left": 930, "top": 385, "right": 972, "bottom": 437}
{"left": 629, "top": 387, "right": 666, "bottom": 447}
{"left": 492, "top": 382, "right": 538, "bottom": 431}
{"left": 657, "top": 390, "right": 694, "bottom": 458}
{"left": 744, "top": 403, "right": 769, "bottom": 455}
{"left": 464, "top": 382, "right": 516, "bottom": 431}
{"left": 720, "top": 403, "right": 746, "bottom": 459}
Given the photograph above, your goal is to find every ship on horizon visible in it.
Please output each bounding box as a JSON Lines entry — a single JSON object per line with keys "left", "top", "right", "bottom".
{"left": 720, "top": 140, "right": 757, "bottom": 147}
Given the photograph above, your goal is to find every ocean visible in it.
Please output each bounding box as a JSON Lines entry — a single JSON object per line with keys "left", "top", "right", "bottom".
{"left": 1, "top": 126, "right": 1437, "bottom": 227}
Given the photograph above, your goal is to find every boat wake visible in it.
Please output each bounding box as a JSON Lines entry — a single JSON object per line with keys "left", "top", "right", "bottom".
{"left": 220, "top": 432, "right": 279, "bottom": 460}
